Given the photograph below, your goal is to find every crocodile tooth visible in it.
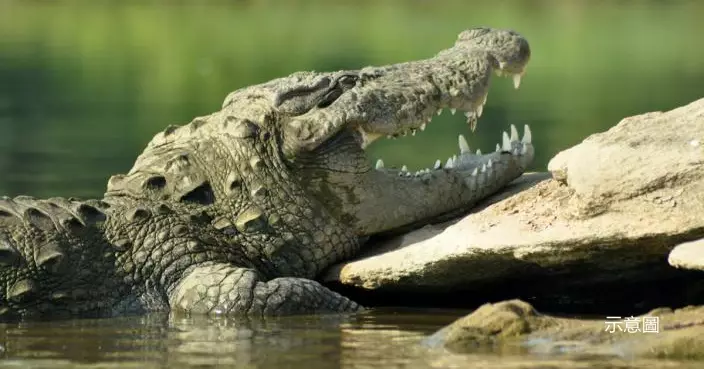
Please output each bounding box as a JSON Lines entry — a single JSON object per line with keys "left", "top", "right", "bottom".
{"left": 445, "top": 157, "right": 454, "bottom": 168}
{"left": 499, "top": 61, "right": 508, "bottom": 69}
{"left": 433, "top": 160, "right": 441, "bottom": 170}
{"left": 496, "top": 143, "right": 501, "bottom": 152}
{"left": 436, "top": 109, "right": 442, "bottom": 116}
{"left": 375, "top": 159, "right": 384, "bottom": 169}
{"left": 402, "top": 131, "right": 408, "bottom": 137}
{"left": 487, "top": 159, "right": 493, "bottom": 168}
{"left": 522, "top": 124, "right": 532, "bottom": 144}
{"left": 411, "top": 129, "right": 417, "bottom": 136}
{"left": 465, "top": 114, "right": 476, "bottom": 126}
{"left": 458, "top": 134, "right": 470, "bottom": 154}
{"left": 476, "top": 104, "right": 483, "bottom": 117}
{"left": 521, "top": 144, "right": 529, "bottom": 155}
{"left": 469, "top": 119, "right": 478, "bottom": 132}
{"left": 471, "top": 168, "right": 478, "bottom": 176}
{"left": 502, "top": 132, "right": 511, "bottom": 151}
{"left": 452, "top": 154, "right": 458, "bottom": 163}
{"left": 420, "top": 123, "right": 426, "bottom": 131}
{"left": 476, "top": 149, "right": 482, "bottom": 155}
{"left": 513, "top": 73, "right": 522, "bottom": 89}
{"left": 481, "top": 94, "right": 487, "bottom": 105}
{"left": 401, "top": 165, "right": 408, "bottom": 172}
{"left": 450, "top": 108, "right": 456, "bottom": 115}
{"left": 510, "top": 124, "right": 519, "bottom": 142}
{"left": 481, "top": 164, "right": 487, "bottom": 173}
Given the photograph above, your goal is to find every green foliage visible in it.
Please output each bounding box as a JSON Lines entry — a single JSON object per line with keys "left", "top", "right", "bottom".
{"left": 0, "top": 1, "right": 702, "bottom": 197}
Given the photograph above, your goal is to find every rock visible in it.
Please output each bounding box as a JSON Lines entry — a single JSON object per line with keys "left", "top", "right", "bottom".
{"left": 324, "top": 98, "right": 704, "bottom": 309}
{"left": 428, "top": 299, "right": 704, "bottom": 361}
{"left": 669, "top": 238, "right": 704, "bottom": 271}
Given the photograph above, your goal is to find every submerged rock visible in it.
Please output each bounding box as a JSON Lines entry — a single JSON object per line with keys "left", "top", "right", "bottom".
{"left": 428, "top": 299, "right": 704, "bottom": 361}
{"left": 324, "top": 98, "right": 704, "bottom": 311}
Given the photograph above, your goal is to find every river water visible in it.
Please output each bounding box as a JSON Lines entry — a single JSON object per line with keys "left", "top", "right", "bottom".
{"left": 0, "top": 309, "right": 700, "bottom": 369}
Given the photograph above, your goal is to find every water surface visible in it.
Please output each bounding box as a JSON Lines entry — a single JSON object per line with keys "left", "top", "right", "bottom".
{"left": 0, "top": 309, "right": 699, "bottom": 369}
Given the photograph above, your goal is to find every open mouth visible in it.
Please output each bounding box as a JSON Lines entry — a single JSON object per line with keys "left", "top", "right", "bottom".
{"left": 357, "top": 70, "right": 533, "bottom": 179}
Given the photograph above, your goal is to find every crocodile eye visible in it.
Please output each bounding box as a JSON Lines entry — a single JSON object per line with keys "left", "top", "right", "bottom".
{"left": 336, "top": 74, "right": 358, "bottom": 88}
{"left": 317, "top": 74, "right": 359, "bottom": 108}
{"left": 317, "top": 89, "right": 344, "bottom": 108}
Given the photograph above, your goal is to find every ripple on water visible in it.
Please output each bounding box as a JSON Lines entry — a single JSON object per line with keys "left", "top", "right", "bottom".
{"left": 0, "top": 309, "right": 700, "bottom": 369}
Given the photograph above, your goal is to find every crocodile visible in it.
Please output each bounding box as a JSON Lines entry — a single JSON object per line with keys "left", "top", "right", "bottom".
{"left": 0, "top": 27, "right": 533, "bottom": 320}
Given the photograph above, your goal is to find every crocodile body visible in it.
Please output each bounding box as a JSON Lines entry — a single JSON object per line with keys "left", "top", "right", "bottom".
{"left": 0, "top": 28, "right": 533, "bottom": 320}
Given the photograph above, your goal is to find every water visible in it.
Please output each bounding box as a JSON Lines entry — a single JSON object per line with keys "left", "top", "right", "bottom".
{"left": 1, "top": 1, "right": 703, "bottom": 367}
{"left": 0, "top": 309, "right": 698, "bottom": 369}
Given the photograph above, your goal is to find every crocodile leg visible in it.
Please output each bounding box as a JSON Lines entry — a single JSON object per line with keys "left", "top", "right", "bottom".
{"left": 169, "top": 263, "right": 361, "bottom": 316}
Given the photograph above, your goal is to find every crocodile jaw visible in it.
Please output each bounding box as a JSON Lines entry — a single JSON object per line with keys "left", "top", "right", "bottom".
{"left": 287, "top": 28, "right": 533, "bottom": 236}
{"left": 285, "top": 28, "right": 530, "bottom": 154}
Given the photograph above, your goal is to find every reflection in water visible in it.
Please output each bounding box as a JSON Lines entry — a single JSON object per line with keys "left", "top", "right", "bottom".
{"left": 0, "top": 309, "right": 699, "bottom": 369}
{"left": 0, "top": 311, "right": 438, "bottom": 368}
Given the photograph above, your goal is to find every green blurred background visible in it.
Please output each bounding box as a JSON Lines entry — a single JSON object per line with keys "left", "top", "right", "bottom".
{"left": 0, "top": 0, "right": 702, "bottom": 198}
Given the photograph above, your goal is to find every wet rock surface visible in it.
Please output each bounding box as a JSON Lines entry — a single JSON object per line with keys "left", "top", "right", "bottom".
{"left": 427, "top": 299, "right": 704, "bottom": 362}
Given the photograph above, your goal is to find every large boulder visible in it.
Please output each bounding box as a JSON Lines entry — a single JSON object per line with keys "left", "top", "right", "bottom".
{"left": 324, "top": 98, "right": 704, "bottom": 310}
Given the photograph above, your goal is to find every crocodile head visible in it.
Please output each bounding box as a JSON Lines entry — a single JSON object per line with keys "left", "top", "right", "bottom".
{"left": 220, "top": 27, "right": 533, "bottom": 236}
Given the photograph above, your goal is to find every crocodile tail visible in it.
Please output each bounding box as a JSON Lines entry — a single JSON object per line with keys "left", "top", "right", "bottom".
{"left": 0, "top": 196, "right": 110, "bottom": 280}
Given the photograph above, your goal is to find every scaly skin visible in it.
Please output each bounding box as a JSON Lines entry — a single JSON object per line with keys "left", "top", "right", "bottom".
{"left": 0, "top": 28, "right": 533, "bottom": 320}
